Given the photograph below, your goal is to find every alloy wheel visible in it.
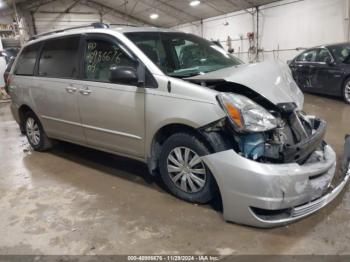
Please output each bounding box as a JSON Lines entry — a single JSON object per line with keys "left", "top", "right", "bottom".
{"left": 166, "top": 147, "right": 207, "bottom": 193}
{"left": 26, "top": 117, "right": 41, "bottom": 146}
{"left": 345, "top": 81, "right": 350, "bottom": 103}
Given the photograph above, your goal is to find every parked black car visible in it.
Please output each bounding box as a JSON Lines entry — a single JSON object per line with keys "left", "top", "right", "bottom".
{"left": 289, "top": 43, "right": 350, "bottom": 104}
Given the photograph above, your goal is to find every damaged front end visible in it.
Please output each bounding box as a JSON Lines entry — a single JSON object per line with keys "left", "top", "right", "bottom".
{"left": 227, "top": 106, "right": 327, "bottom": 165}
{"left": 191, "top": 78, "right": 348, "bottom": 227}
{"left": 197, "top": 80, "right": 327, "bottom": 166}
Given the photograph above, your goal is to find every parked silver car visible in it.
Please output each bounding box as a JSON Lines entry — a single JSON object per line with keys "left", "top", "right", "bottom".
{"left": 8, "top": 23, "right": 349, "bottom": 227}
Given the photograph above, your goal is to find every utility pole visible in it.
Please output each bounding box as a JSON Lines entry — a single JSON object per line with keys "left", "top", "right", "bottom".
{"left": 347, "top": 0, "right": 350, "bottom": 41}
{"left": 200, "top": 19, "right": 204, "bottom": 38}
{"left": 256, "top": 6, "right": 259, "bottom": 62}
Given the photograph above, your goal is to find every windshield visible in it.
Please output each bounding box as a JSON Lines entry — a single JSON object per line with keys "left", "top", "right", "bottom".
{"left": 328, "top": 44, "right": 350, "bottom": 63}
{"left": 125, "top": 32, "right": 243, "bottom": 78}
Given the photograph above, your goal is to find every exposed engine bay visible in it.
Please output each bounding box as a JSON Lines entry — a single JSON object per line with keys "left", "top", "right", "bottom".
{"left": 236, "top": 111, "right": 325, "bottom": 164}
{"left": 193, "top": 80, "right": 326, "bottom": 164}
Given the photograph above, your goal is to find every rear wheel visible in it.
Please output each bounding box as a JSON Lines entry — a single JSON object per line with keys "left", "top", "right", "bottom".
{"left": 158, "top": 133, "right": 217, "bottom": 204}
{"left": 343, "top": 78, "right": 350, "bottom": 104}
{"left": 24, "top": 111, "right": 52, "bottom": 151}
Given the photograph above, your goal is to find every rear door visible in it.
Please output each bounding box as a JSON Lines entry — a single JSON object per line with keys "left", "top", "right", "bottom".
{"left": 35, "top": 35, "right": 85, "bottom": 143}
{"left": 76, "top": 34, "right": 145, "bottom": 158}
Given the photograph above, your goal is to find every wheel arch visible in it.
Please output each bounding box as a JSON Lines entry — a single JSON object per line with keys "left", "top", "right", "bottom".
{"left": 147, "top": 122, "right": 226, "bottom": 206}
{"left": 342, "top": 74, "right": 350, "bottom": 91}
{"left": 341, "top": 75, "right": 350, "bottom": 103}
{"left": 146, "top": 120, "right": 229, "bottom": 177}
{"left": 147, "top": 123, "right": 208, "bottom": 175}
{"left": 18, "top": 104, "right": 37, "bottom": 132}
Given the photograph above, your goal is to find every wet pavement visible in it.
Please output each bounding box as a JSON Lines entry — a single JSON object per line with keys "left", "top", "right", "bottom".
{"left": 0, "top": 94, "right": 350, "bottom": 255}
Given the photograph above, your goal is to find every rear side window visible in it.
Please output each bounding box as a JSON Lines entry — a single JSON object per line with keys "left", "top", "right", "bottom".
{"left": 38, "top": 36, "right": 80, "bottom": 79}
{"left": 14, "top": 44, "right": 40, "bottom": 76}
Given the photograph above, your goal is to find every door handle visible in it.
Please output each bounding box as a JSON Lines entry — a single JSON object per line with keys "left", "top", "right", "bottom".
{"left": 65, "top": 87, "right": 77, "bottom": 93}
{"left": 79, "top": 87, "right": 92, "bottom": 95}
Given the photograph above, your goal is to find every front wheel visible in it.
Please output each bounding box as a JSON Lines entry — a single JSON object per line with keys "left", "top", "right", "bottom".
{"left": 343, "top": 78, "right": 350, "bottom": 104}
{"left": 24, "top": 111, "right": 52, "bottom": 151}
{"left": 158, "top": 133, "right": 217, "bottom": 204}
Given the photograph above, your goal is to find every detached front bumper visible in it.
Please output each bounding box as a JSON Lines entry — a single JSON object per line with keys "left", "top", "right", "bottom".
{"left": 202, "top": 145, "right": 348, "bottom": 228}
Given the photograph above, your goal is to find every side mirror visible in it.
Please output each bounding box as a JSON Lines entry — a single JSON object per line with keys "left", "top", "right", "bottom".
{"left": 110, "top": 66, "right": 138, "bottom": 85}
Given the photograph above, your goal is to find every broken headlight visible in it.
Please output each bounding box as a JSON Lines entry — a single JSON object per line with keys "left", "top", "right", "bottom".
{"left": 217, "top": 93, "right": 277, "bottom": 132}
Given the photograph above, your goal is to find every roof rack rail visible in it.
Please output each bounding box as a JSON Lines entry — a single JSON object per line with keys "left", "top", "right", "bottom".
{"left": 29, "top": 22, "right": 110, "bottom": 41}
{"left": 109, "top": 23, "right": 138, "bottom": 27}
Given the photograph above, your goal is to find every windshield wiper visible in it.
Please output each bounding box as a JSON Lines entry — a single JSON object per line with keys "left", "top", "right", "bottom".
{"left": 168, "top": 72, "right": 203, "bottom": 78}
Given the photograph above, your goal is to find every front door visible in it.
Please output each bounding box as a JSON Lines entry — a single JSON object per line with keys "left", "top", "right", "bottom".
{"left": 77, "top": 34, "right": 145, "bottom": 158}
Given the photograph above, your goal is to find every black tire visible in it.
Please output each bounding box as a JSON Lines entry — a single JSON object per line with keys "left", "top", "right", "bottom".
{"left": 158, "top": 133, "right": 217, "bottom": 204}
{"left": 23, "top": 111, "right": 52, "bottom": 151}
{"left": 343, "top": 78, "right": 350, "bottom": 104}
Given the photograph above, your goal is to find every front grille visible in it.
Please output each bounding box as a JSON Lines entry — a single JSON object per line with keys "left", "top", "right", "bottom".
{"left": 251, "top": 195, "right": 328, "bottom": 221}
{"left": 291, "top": 197, "right": 326, "bottom": 217}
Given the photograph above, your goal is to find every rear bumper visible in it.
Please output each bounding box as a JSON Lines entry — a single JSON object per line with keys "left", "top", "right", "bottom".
{"left": 202, "top": 145, "right": 347, "bottom": 228}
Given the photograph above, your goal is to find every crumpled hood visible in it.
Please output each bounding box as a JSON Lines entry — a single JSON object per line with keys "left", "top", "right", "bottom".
{"left": 187, "top": 61, "right": 304, "bottom": 109}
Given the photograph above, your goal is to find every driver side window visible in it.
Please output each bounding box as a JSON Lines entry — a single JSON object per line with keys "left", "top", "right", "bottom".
{"left": 84, "top": 38, "right": 136, "bottom": 83}
{"left": 296, "top": 49, "right": 317, "bottom": 62}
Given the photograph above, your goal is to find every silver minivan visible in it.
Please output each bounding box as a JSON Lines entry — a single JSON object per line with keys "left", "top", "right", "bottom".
{"left": 8, "top": 23, "right": 349, "bottom": 227}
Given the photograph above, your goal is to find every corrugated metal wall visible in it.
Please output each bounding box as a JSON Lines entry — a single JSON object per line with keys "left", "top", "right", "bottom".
{"left": 173, "top": 0, "right": 347, "bottom": 63}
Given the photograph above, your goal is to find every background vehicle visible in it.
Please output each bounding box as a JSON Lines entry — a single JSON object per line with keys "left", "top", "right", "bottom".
{"left": 289, "top": 43, "right": 350, "bottom": 104}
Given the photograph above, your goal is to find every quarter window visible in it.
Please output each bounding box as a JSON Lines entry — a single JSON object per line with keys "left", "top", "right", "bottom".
{"left": 38, "top": 36, "right": 80, "bottom": 78}
{"left": 14, "top": 44, "right": 41, "bottom": 76}
{"left": 84, "top": 38, "right": 136, "bottom": 83}
{"left": 296, "top": 49, "right": 317, "bottom": 62}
